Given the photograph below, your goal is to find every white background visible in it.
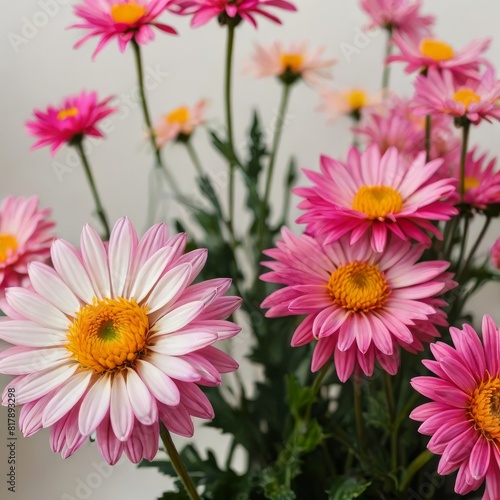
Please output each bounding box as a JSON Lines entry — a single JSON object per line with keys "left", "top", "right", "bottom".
{"left": 1, "top": 1, "right": 500, "bottom": 499}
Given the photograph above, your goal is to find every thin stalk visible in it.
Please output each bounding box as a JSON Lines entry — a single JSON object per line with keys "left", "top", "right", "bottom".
{"left": 160, "top": 424, "right": 200, "bottom": 500}
{"left": 258, "top": 83, "right": 292, "bottom": 249}
{"left": 384, "top": 373, "right": 397, "bottom": 471}
{"left": 381, "top": 29, "right": 393, "bottom": 93}
{"left": 456, "top": 214, "right": 470, "bottom": 275}
{"left": 399, "top": 449, "right": 433, "bottom": 492}
{"left": 459, "top": 120, "right": 471, "bottom": 202}
{"left": 353, "top": 376, "right": 365, "bottom": 452}
{"left": 459, "top": 216, "right": 491, "bottom": 281}
{"left": 73, "top": 140, "right": 111, "bottom": 240}
{"left": 185, "top": 141, "right": 204, "bottom": 177}
{"left": 424, "top": 115, "right": 432, "bottom": 162}
{"left": 304, "top": 363, "right": 330, "bottom": 422}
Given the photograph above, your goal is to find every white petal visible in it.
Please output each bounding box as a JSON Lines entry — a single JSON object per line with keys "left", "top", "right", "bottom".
{"left": 80, "top": 224, "right": 111, "bottom": 298}
{"left": 110, "top": 372, "right": 134, "bottom": 441}
{"left": 28, "top": 263, "right": 80, "bottom": 317}
{"left": 151, "top": 301, "right": 204, "bottom": 336}
{"left": 51, "top": 240, "right": 95, "bottom": 303}
{"left": 42, "top": 371, "right": 92, "bottom": 427}
{"left": 146, "top": 264, "right": 192, "bottom": 313}
{"left": 78, "top": 375, "right": 112, "bottom": 435}
{"left": 6, "top": 288, "right": 70, "bottom": 330}
{"left": 0, "top": 347, "right": 70, "bottom": 375}
{"left": 125, "top": 368, "right": 157, "bottom": 425}
{"left": 0, "top": 321, "right": 67, "bottom": 347}
{"left": 148, "top": 353, "right": 201, "bottom": 382}
{"left": 149, "top": 332, "right": 217, "bottom": 356}
{"left": 136, "top": 360, "right": 180, "bottom": 406}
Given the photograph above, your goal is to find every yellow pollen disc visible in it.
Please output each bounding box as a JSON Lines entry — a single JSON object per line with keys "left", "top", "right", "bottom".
{"left": 468, "top": 376, "right": 500, "bottom": 441}
{"left": 280, "top": 53, "right": 304, "bottom": 74}
{"left": 347, "top": 89, "right": 368, "bottom": 110}
{"left": 67, "top": 297, "right": 149, "bottom": 373}
{"left": 464, "top": 176, "right": 480, "bottom": 192}
{"left": 453, "top": 88, "right": 481, "bottom": 110}
{"left": 0, "top": 234, "right": 18, "bottom": 263}
{"left": 166, "top": 106, "right": 190, "bottom": 125}
{"left": 111, "top": 3, "right": 147, "bottom": 24}
{"left": 327, "top": 261, "right": 391, "bottom": 313}
{"left": 419, "top": 39, "right": 454, "bottom": 61}
{"left": 56, "top": 107, "right": 79, "bottom": 121}
{"left": 352, "top": 185, "right": 403, "bottom": 220}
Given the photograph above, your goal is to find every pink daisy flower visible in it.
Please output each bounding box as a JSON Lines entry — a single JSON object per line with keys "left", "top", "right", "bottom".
{"left": 411, "top": 315, "right": 500, "bottom": 498}
{"left": 246, "top": 42, "right": 335, "bottom": 85}
{"left": 318, "top": 87, "right": 380, "bottom": 122}
{"left": 490, "top": 238, "right": 500, "bottom": 270}
{"left": 412, "top": 68, "right": 500, "bottom": 125}
{"left": 360, "top": 0, "right": 434, "bottom": 42}
{"left": 388, "top": 35, "right": 491, "bottom": 82}
{"left": 26, "top": 91, "right": 116, "bottom": 155}
{"left": 295, "top": 145, "right": 458, "bottom": 253}
{"left": 168, "top": 0, "right": 296, "bottom": 28}
{"left": 261, "top": 229, "right": 453, "bottom": 381}
{"left": 0, "top": 217, "right": 241, "bottom": 464}
{"left": 153, "top": 100, "right": 207, "bottom": 148}
{"left": 72, "top": 0, "right": 177, "bottom": 58}
{"left": 0, "top": 196, "right": 55, "bottom": 299}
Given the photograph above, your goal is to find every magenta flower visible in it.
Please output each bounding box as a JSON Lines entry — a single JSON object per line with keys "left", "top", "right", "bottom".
{"left": 490, "top": 239, "right": 500, "bottom": 270}
{"left": 411, "top": 316, "right": 500, "bottom": 497}
{"left": 360, "top": 0, "right": 434, "bottom": 42}
{"left": 0, "top": 217, "right": 241, "bottom": 464}
{"left": 168, "top": 0, "right": 296, "bottom": 28}
{"left": 26, "top": 91, "right": 116, "bottom": 155}
{"left": 412, "top": 68, "right": 500, "bottom": 125}
{"left": 72, "top": 0, "right": 177, "bottom": 58}
{"left": 261, "top": 230, "right": 453, "bottom": 381}
{"left": 388, "top": 35, "right": 491, "bottom": 82}
{"left": 295, "top": 145, "right": 458, "bottom": 253}
{"left": 0, "top": 196, "right": 55, "bottom": 299}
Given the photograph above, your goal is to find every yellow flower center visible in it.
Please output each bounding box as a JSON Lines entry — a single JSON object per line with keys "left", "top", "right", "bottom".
{"left": 166, "top": 106, "right": 190, "bottom": 125}
{"left": 419, "top": 39, "right": 454, "bottom": 61}
{"left": 111, "top": 3, "right": 147, "bottom": 24}
{"left": 57, "top": 107, "right": 79, "bottom": 121}
{"left": 67, "top": 297, "right": 149, "bottom": 373}
{"left": 280, "top": 53, "right": 304, "bottom": 74}
{"left": 352, "top": 185, "right": 403, "bottom": 220}
{"left": 453, "top": 88, "right": 481, "bottom": 110}
{"left": 327, "top": 261, "right": 391, "bottom": 313}
{"left": 468, "top": 376, "right": 500, "bottom": 441}
{"left": 464, "top": 176, "right": 480, "bottom": 192}
{"left": 0, "top": 234, "right": 18, "bottom": 263}
{"left": 347, "top": 89, "right": 368, "bottom": 110}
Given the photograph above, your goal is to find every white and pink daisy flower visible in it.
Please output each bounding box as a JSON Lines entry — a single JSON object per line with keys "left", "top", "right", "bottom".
{"left": 295, "top": 145, "right": 458, "bottom": 253}
{"left": 360, "top": 0, "right": 434, "bottom": 42}
{"left": 388, "top": 35, "right": 491, "bottom": 82}
{"left": 168, "top": 0, "right": 296, "bottom": 28}
{"left": 411, "top": 315, "right": 500, "bottom": 498}
{"left": 318, "top": 87, "right": 380, "bottom": 121}
{"left": 246, "top": 42, "right": 335, "bottom": 85}
{"left": 261, "top": 229, "right": 454, "bottom": 381}
{"left": 412, "top": 68, "right": 500, "bottom": 125}
{"left": 26, "top": 91, "right": 116, "bottom": 155}
{"left": 72, "top": 0, "right": 177, "bottom": 58}
{"left": 0, "top": 196, "right": 55, "bottom": 299}
{"left": 0, "top": 217, "right": 241, "bottom": 464}
{"left": 154, "top": 100, "right": 207, "bottom": 148}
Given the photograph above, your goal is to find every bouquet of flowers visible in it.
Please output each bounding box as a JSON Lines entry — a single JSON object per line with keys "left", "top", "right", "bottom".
{"left": 3, "top": 0, "right": 500, "bottom": 498}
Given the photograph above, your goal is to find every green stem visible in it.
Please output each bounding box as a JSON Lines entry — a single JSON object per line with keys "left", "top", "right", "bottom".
{"left": 424, "top": 115, "right": 432, "bottom": 162}
{"left": 185, "top": 141, "right": 204, "bottom": 177}
{"left": 73, "top": 140, "right": 111, "bottom": 240}
{"left": 384, "top": 373, "right": 397, "bottom": 472}
{"left": 304, "top": 363, "right": 330, "bottom": 422}
{"left": 459, "top": 120, "right": 471, "bottom": 202}
{"left": 224, "top": 24, "right": 237, "bottom": 233}
{"left": 456, "top": 214, "right": 470, "bottom": 275}
{"left": 258, "top": 83, "right": 292, "bottom": 249}
{"left": 381, "top": 29, "right": 393, "bottom": 93}
{"left": 399, "top": 450, "right": 433, "bottom": 492}
{"left": 160, "top": 424, "right": 200, "bottom": 500}
{"left": 353, "top": 376, "right": 365, "bottom": 452}
{"left": 459, "top": 216, "right": 491, "bottom": 281}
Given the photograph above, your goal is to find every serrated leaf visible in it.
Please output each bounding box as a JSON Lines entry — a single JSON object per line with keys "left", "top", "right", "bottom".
{"left": 328, "top": 477, "right": 372, "bottom": 500}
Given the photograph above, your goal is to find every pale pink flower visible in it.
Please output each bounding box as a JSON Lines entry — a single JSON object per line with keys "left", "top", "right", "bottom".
{"left": 246, "top": 42, "right": 335, "bottom": 85}
{"left": 318, "top": 87, "right": 380, "bottom": 121}
{"left": 0, "top": 196, "right": 55, "bottom": 299}
{"left": 411, "top": 316, "right": 500, "bottom": 498}
{"left": 388, "top": 35, "right": 491, "bottom": 82}
{"left": 295, "top": 145, "right": 458, "bottom": 253}
{"left": 261, "top": 230, "right": 453, "bottom": 381}
{"left": 0, "top": 218, "right": 241, "bottom": 464}
{"left": 26, "top": 91, "right": 116, "bottom": 155}
{"left": 360, "top": 0, "right": 434, "bottom": 42}
{"left": 168, "top": 0, "right": 296, "bottom": 28}
{"left": 154, "top": 100, "right": 207, "bottom": 148}
{"left": 412, "top": 68, "right": 500, "bottom": 125}
{"left": 72, "top": 0, "right": 177, "bottom": 58}
{"left": 490, "top": 239, "right": 500, "bottom": 270}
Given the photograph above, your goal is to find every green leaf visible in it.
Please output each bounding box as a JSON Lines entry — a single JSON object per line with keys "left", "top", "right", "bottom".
{"left": 327, "top": 477, "right": 372, "bottom": 500}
